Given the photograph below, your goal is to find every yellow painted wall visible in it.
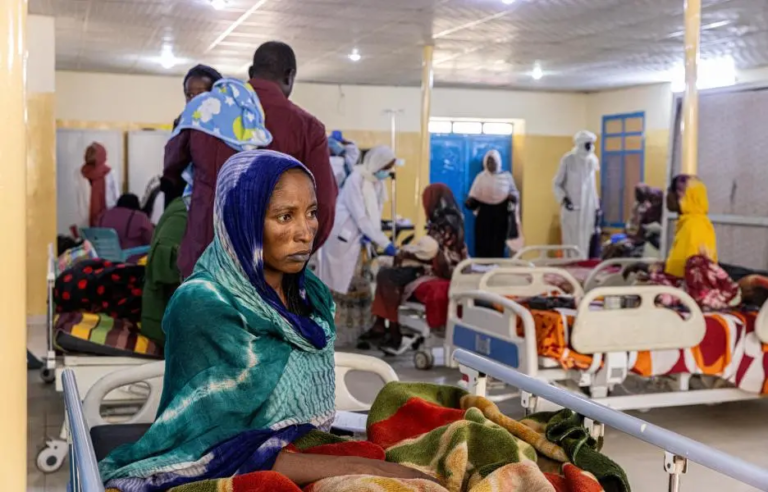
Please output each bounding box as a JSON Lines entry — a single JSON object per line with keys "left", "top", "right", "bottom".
{"left": 27, "top": 93, "right": 57, "bottom": 316}
{"left": 519, "top": 135, "right": 575, "bottom": 246}
{"left": 644, "top": 129, "right": 669, "bottom": 189}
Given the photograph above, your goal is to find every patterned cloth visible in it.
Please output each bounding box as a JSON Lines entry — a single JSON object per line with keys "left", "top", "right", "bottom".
{"left": 522, "top": 302, "right": 768, "bottom": 394}
{"left": 57, "top": 240, "right": 98, "bottom": 273}
{"left": 54, "top": 259, "right": 145, "bottom": 322}
{"left": 155, "top": 383, "right": 624, "bottom": 492}
{"left": 100, "top": 151, "right": 337, "bottom": 490}
{"left": 171, "top": 78, "right": 272, "bottom": 152}
{"left": 54, "top": 312, "right": 162, "bottom": 359}
{"left": 648, "top": 255, "right": 741, "bottom": 310}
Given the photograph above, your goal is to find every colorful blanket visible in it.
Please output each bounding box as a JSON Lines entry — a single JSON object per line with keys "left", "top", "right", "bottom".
{"left": 150, "top": 383, "right": 628, "bottom": 492}
{"left": 523, "top": 306, "right": 768, "bottom": 394}
{"left": 54, "top": 312, "right": 163, "bottom": 359}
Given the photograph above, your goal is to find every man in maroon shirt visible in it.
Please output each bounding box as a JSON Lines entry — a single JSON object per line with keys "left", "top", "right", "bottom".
{"left": 248, "top": 41, "right": 337, "bottom": 250}
{"left": 163, "top": 43, "right": 337, "bottom": 278}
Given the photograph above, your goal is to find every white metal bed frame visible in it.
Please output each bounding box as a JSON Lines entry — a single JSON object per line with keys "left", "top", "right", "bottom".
{"left": 62, "top": 352, "right": 398, "bottom": 492}
{"left": 444, "top": 264, "right": 768, "bottom": 411}
{"left": 62, "top": 350, "right": 768, "bottom": 492}
{"left": 511, "top": 244, "right": 583, "bottom": 265}
{"left": 454, "top": 349, "right": 768, "bottom": 492}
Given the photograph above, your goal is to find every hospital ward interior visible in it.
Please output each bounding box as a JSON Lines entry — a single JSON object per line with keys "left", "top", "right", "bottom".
{"left": 9, "top": 0, "right": 768, "bottom": 490}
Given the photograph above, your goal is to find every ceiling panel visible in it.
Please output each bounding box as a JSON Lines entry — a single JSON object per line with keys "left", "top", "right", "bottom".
{"left": 29, "top": 0, "right": 768, "bottom": 91}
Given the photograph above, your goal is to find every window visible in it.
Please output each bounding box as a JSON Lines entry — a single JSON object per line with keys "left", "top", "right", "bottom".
{"left": 600, "top": 112, "right": 645, "bottom": 228}
{"left": 429, "top": 119, "right": 514, "bottom": 135}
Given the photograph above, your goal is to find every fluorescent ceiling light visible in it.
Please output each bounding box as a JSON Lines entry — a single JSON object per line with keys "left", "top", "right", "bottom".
{"left": 670, "top": 55, "right": 736, "bottom": 92}
{"left": 210, "top": 0, "right": 228, "bottom": 10}
{"left": 531, "top": 63, "right": 543, "bottom": 80}
{"left": 502, "top": 0, "right": 516, "bottom": 4}
{"left": 348, "top": 48, "right": 361, "bottom": 62}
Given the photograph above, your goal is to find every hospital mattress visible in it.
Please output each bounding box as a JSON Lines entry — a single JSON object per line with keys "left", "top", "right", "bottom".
{"left": 518, "top": 305, "right": 768, "bottom": 394}
{"left": 54, "top": 312, "right": 163, "bottom": 359}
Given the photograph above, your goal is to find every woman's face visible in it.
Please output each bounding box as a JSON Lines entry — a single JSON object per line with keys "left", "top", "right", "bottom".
{"left": 263, "top": 169, "right": 318, "bottom": 275}
{"left": 666, "top": 189, "right": 680, "bottom": 213}
{"left": 486, "top": 156, "right": 499, "bottom": 173}
{"left": 185, "top": 76, "right": 213, "bottom": 102}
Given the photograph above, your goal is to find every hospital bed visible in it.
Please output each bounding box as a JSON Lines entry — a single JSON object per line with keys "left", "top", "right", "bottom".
{"left": 454, "top": 349, "right": 768, "bottom": 491}
{"left": 62, "top": 352, "right": 398, "bottom": 492}
{"left": 37, "top": 245, "right": 161, "bottom": 473}
{"left": 446, "top": 265, "right": 768, "bottom": 411}
{"left": 62, "top": 350, "right": 768, "bottom": 492}
{"left": 396, "top": 257, "right": 534, "bottom": 369}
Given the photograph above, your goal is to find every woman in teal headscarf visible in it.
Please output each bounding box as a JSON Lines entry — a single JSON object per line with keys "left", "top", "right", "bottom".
{"left": 101, "top": 150, "right": 428, "bottom": 491}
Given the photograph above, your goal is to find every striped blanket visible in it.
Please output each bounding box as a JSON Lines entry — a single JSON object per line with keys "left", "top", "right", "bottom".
{"left": 153, "top": 383, "right": 628, "bottom": 492}
{"left": 54, "top": 312, "right": 163, "bottom": 359}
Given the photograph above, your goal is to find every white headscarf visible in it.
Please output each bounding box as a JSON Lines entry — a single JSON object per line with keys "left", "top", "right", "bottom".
{"left": 469, "top": 149, "right": 516, "bottom": 205}
{"left": 357, "top": 145, "right": 396, "bottom": 230}
{"left": 573, "top": 130, "right": 597, "bottom": 157}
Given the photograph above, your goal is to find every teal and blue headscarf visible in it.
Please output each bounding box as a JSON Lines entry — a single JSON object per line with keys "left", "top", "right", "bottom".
{"left": 212, "top": 150, "right": 331, "bottom": 348}
{"left": 172, "top": 78, "right": 272, "bottom": 151}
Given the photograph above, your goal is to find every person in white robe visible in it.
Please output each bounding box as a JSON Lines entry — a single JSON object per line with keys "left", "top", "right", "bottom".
{"left": 553, "top": 130, "right": 600, "bottom": 258}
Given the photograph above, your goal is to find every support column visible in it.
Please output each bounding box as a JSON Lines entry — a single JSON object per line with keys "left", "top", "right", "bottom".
{"left": 415, "top": 45, "right": 434, "bottom": 237}
{"left": 681, "top": 0, "right": 701, "bottom": 175}
{"left": 0, "top": 0, "right": 28, "bottom": 490}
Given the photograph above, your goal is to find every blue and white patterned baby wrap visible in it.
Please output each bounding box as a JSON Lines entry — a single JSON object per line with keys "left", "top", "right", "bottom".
{"left": 172, "top": 78, "right": 273, "bottom": 208}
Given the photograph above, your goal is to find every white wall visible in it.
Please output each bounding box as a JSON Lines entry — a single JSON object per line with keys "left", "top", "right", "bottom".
{"left": 56, "top": 71, "right": 588, "bottom": 136}
{"left": 28, "top": 15, "right": 55, "bottom": 93}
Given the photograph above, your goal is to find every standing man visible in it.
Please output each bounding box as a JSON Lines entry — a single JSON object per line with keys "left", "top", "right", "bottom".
{"left": 248, "top": 41, "right": 338, "bottom": 250}
{"left": 553, "top": 130, "right": 600, "bottom": 258}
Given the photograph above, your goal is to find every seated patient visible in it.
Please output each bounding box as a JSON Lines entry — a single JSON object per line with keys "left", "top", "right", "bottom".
{"left": 99, "top": 150, "right": 429, "bottom": 489}
{"left": 96, "top": 193, "right": 154, "bottom": 249}
{"left": 363, "top": 184, "right": 468, "bottom": 352}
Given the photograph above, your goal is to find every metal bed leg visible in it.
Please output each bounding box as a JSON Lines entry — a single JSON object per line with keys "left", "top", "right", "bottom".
{"left": 665, "top": 451, "right": 688, "bottom": 492}
{"left": 460, "top": 365, "right": 488, "bottom": 397}
{"left": 520, "top": 391, "right": 538, "bottom": 416}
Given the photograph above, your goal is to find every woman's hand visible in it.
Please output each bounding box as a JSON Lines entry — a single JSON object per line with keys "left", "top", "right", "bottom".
{"left": 273, "top": 452, "right": 437, "bottom": 485}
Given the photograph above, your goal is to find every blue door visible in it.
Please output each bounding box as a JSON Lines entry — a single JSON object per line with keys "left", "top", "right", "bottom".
{"left": 430, "top": 133, "right": 513, "bottom": 256}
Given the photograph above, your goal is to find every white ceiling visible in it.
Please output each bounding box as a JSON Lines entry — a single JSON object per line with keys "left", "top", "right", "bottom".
{"left": 29, "top": 0, "right": 768, "bottom": 91}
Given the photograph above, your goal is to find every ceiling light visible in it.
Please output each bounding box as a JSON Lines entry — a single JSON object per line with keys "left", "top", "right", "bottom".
{"left": 502, "top": 0, "right": 516, "bottom": 4}
{"left": 210, "top": 0, "right": 228, "bottom": 9}
{"left": 531, "top": 63, "right": 543, "bottom": 80}
{"left": 158, "top": 46, "right": 178, "bottom": 69}
{"left": 348, "top": 48, "right": 361, "bottom": 62}
{"left": 670, "top": 55, "right": 735, "bottom": 92}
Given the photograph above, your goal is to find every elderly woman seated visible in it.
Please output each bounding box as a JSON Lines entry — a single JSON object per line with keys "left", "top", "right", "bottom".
{"left": 98, "top": 151, "right": 431, "bottom": 490}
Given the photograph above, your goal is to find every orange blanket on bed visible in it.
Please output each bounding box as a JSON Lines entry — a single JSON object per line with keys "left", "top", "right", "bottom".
{"left": 517, "top": 307, "right": 768, "bottom": 394}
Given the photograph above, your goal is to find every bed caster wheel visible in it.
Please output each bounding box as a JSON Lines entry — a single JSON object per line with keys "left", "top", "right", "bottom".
{"left": 414, "top": 350, "right": 434, "bottom": 370}
{"left": 36, "top": 440, "right": 67, "bottom": 473}
{"left": 40, "top": 368, "right": 55, "bottom": 384}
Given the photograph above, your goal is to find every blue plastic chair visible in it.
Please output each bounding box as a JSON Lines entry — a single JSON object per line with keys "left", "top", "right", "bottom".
{"left": 80, "top": 227, "right": 150, "bottom": 263}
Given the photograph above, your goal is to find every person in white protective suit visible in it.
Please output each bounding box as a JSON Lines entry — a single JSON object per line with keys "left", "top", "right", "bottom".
{"left": 553, "top": 130, "right": 600, "bottom": 258}
{"left": 318, "top": 145, "right": 397, "bottom": 294}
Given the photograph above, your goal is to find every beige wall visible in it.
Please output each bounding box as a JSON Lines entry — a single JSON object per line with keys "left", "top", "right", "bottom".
{"left": 27, "top": 15, "right": 56, "bottom": 317}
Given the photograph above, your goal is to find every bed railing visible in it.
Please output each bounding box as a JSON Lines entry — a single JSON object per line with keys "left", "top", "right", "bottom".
{"left": 478, "top": 266, "right": 585, "bottom": 298}
{"left": 62, "top": 369, "right": 105, "bottom": 492}
{"left": 453, "top": 349, "right": 768, "bottom": 491}
{"left": 511, "top": 245, "right": 583, "bottom": 264}
{"left": 571, "top": 285, "right": 706, "bottom": 353}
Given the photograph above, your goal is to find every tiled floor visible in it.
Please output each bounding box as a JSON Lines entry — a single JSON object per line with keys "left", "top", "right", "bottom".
{"left": 27, "top": 322, "right": 768, "bottom": 491}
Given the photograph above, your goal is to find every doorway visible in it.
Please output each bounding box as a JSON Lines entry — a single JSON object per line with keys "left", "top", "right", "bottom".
{"left": 429, "top": 124, "right": 513, "bottom": 256}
